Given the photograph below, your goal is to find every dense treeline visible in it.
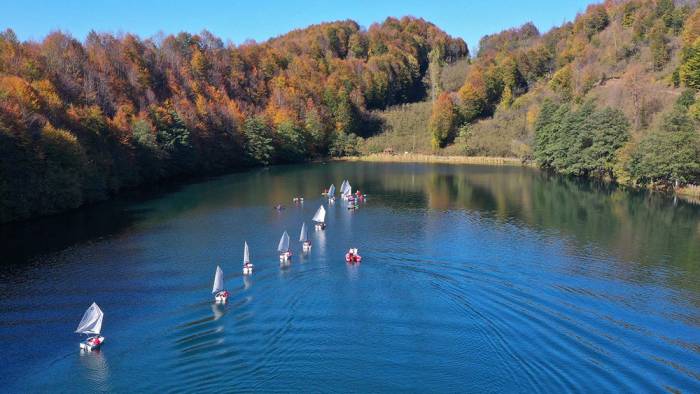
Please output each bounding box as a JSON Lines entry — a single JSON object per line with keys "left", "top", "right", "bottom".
{"left": 0, "top": 18, "right": 467, "bottom": 222}
{"left": 534, "top": 100, "right": 630, "bottom": 178}
{"left": 423, "top": 0, "right": 699, "bottom": 191}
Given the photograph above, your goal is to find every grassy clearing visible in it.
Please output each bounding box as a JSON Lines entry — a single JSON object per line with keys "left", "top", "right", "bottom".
{"left": 360, "top": 101, "right": 433, "bottom": 155}
{"left": 440, "top": 58, "right": 470, "bottom": 92}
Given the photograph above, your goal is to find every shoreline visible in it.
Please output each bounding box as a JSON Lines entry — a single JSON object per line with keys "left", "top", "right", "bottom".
{"left": 338, "top": 153, "right": 700, "bottom": 204}
{"left": 675, "top": 185, "right": 700, "bottom": 205}
{"left": 338, "top": 153, "right": 528, "bottom": 166}
{"left": 3, "top": 154, "right": 697, "bottom": 225}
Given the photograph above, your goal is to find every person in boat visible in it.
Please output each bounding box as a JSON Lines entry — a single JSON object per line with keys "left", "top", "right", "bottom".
{"left": 275, "top": 204, "right": 285, "bottom": 210}
{"left": 346, "top": 248, "right": 361, "bottom": 262}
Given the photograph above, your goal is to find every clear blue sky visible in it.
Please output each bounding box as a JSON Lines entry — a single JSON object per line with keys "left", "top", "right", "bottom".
{"left": 2, "top": 0, "right": 593, "bottom": 51}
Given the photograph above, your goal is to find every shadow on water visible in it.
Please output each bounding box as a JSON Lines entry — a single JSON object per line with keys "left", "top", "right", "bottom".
{"left": 0, "top": 168, "right": 255, "bottom": 268}
{"left": 0, "top": 199, "right": 146, "bottom": 268}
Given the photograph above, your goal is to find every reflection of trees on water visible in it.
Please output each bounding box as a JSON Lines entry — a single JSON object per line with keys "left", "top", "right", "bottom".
{"left": 366, "top": 163, "right": 700, "bottom": 293}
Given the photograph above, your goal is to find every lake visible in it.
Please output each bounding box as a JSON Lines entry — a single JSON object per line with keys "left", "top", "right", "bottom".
{"left": 1, "top": 162, "right": 699, "bottom": 393}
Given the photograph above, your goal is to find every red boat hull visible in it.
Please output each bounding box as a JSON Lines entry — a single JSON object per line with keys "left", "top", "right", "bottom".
{"left": 345, "top": 254, "right": 362, "bottom": 263}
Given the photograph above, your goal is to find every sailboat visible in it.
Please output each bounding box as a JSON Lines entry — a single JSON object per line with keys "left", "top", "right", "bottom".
{"left": 243, "top": 241, "right": 253, "bottom": 275}
{"left": 313, "top": 205, "right": 326, "bottom": 230}
{"left": 339, "top": 180, "right": 348, "bottom": 199}
{"left": 213, "top": 265, "right": 229, "bottom": 304}
{"left": 327, "top": 184, "right": 336, "bottom": 203}
{"left": 300, "top": 222, "right": 311, "bottom": 251}
{"left": 340, "top": 180, "right": 353, "bottom": 200}
{"left": 76, "top": 302, "right": 105, "bottom": 351}
{"left": 278, "top": 231, "right": 292, "bottom": 262}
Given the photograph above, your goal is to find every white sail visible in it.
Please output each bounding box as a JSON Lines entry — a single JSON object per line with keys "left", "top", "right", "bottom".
{"left": 278, "top": 231, "right": 290, "bottom": 252}
{"left": 243, "top": 241, "right": 250, "bottom": 264}
{"left": 346, "top": 181, "right": 352, "bottom": 196}
{"left": 312, "top": 205, "right": 326, "bottom": 223}
{"left": 75, "top": 302, "right": 104, "bottom": 335}
{"left": 328, "top": 184, "right": 335, "bottom": 196}
{"left": 300, "top": 222, "right": 308, "bottom": 242}
{"left": 340, "top": 180, "right": 348, "bottom": 195}
{"left": 212, "top": 265, "right": 224, "bottom": 294}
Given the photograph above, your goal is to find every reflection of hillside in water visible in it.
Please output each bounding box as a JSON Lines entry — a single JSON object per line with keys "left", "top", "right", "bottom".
{"left": 362, "top": 163, "right": 700, "bottom": 293}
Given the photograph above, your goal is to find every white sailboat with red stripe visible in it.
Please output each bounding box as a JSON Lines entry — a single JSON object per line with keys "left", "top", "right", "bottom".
{"left": 213, "top": 265, "right": 229, "bottom": 303}
{"left": 76, "top": 302, "right": 105, "bottom": 351}
{"left": 242, "top": 242, "right": 253, "bottom": 275}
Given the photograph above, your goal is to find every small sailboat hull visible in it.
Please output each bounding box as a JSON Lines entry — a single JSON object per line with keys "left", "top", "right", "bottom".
{"left": 243, "top": 264, "right": 253, "bottom": 275}
{"left": 80, "top": 335, "right": 105, "bottom": 351}
{"left": 303, "top": 241, "right": 312, "bottom": 251}
{"left": 279, "top": 251, "right": 292, "bottom": 262}
{"left": 215, "top": 291, "right": 229, "bottom": 304}
{"left": 314, "top": 223, "right": 325, "bottom": 230}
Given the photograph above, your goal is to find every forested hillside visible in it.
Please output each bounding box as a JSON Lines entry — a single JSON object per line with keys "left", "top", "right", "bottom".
{"left": 2, "top": 0, "right": 699, "bottom": 223}
{"left": 0, "top": 18, "right": 467, "bottom": 222}
{"left": 415, "top": 0, "right": 699, "bottom": 191}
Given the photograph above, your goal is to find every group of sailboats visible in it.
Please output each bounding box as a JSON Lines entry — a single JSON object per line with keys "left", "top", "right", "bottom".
{"left": 338, "top": 179, "right": 365, "bottom": 210}
{"left": 212, "top": 240, "right": 254, "bottom": 304}
{"left": 280, "top": 203, "right": 325, "bottom": 264}
{"left": 75, "top": 181, "right": 356, "bottom": 352}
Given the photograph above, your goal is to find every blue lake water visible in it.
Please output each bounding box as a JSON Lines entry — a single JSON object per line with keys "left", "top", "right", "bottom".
{"left": 1, "top": 162, "right": 699, "bottom": 392}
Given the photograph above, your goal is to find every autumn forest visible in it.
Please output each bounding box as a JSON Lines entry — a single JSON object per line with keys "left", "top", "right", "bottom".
{"left": 1, "top": 0, "right": 699, "bottom": 223}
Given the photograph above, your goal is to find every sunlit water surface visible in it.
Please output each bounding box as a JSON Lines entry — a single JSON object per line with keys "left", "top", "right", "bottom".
{"left": 1, "top": 162, "right": 699, "bottom": 392}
